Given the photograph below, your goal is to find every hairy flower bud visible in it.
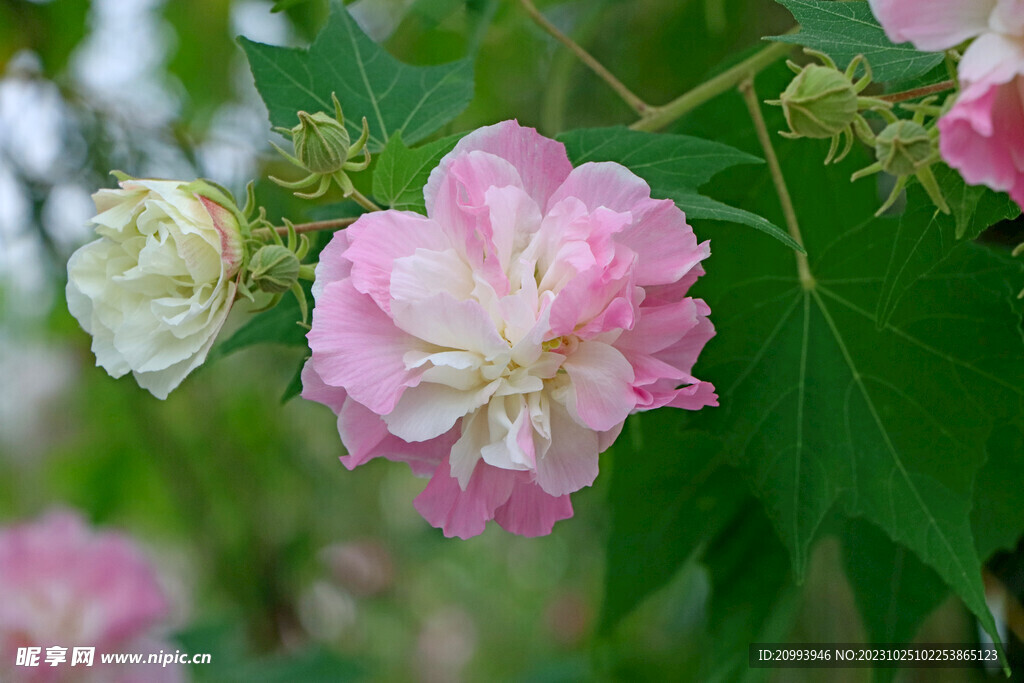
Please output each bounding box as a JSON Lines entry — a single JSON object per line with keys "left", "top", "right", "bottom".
{"left": 249, "top": 244, "right": 301, "bottom": 294}
{"left": 776, "top": 64, "right": 859, "bottom": 139}
{"left": 874, "top": 120, "right": 935, "bottom": 177}
{"left": 291, "top": 110, "right": 352, "bottom": 175}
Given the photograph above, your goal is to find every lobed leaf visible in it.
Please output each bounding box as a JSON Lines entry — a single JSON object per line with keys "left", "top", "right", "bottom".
{"left": 600, "top": 421, "right": 746, "bottom": 633}
{"left": 875, "top": 165, "right": 1020, "bottom": 326}
{"left": 372, "top": 131, "right": 462, "bottom": 213}
{"left": 240, "top": 0, "right": 473, "bottom": 151}
{"left": 771, "top": 0, "right": 944, "bottom": 83}
{"left": 687, "top": 136, "right": 1024, "bottom": 654}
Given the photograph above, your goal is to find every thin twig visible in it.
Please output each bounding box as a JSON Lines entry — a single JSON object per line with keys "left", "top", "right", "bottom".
{"left": 349, "top": 189, "right": 381, "bottom": 212}
{"left": 253, "top": 217, "right": 357, "bottom": 238}
{"left": 877, "top": 79, "right": 956, "bottom": 103}
{"left": 632, "top": 39, "right": 794, "bottom": 132}
{"left": 739, "top": 77, "right": 814, "bottom": 290}
{"left": 518, "top": 0, "right": 651, "bottom": 115}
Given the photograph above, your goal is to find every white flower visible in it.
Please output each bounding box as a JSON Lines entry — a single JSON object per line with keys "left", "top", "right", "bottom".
{"left": 66, "top": 178, "right": 244, "bottom": 399}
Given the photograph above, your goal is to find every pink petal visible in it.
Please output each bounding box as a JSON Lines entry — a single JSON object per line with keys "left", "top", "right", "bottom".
{"left": 339, "top": 396, "right": 452, "bottom": 476}
{"left": 422, "top": 150, "right": 524, "bottom": 276}
{"left": 561, "top": 340, "right": 637, "bottom": 431}
{"left": 652, "top": 300, "right": 717, "bottom": 378}
{"left": 307, "top": 279, "right": 425, "bottom": 415}
{"left": 300, "top": 357, "right": 348, "bottom": 412}
{"left": 535, "top": 402, "right": 600, "bottom": 496}
{"left": 413, "top": 458, "right": 517, "bottom": 538}
{"left": 615, "top": 198, "right": 707, "bottom": 286}
{"left": 547, "top": 262, "right": 638, "bottom": 338}
{"left": 546, "top": 161, "right": 651, "bottom": 215}
{"left": 667, "top": 380, "right": 719, "bottom": 410}
{"left": 312, "top": 228, "right": 353, "bottom": 299}
{"left": 617, "top": 298, "right": 702, "bottom": 356}
{"left": 867, "top": 0, "right": 994, "bottom": 51}
{"left": 425, "top": 120, "right": 573, "bottom": 213}
{"left": 493, "top": 480, "right": 573, "bottom": 537}
{"left": 939, "top": 71, "right": 1024, "bottom": 207}
{"left": 303, "top": 363, "right": 451, "bottom": 476}
{"left": 343, "top": 210, "right": 453, "bottom": 313}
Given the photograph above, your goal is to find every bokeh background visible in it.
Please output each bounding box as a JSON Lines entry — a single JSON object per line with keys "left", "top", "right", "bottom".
{"left": 1, "top": 0, "right": 1018, "bottom": 680}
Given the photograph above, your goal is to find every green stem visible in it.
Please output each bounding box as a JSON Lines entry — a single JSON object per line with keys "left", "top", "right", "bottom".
{"left": 877, "top": 79, "right": 956, "bottom": 103}
{"left": 739, "top": 77, "right": 814, "bottom": 290}
{"left": 254, "top": 217, "right": 357, "bottom": 239}
{"left": 631, "top": 39, "right": 794, "bottom": 132}
{"left": 349, "top": 189, "right": 382, "bottom": 212}
{"left": 518, "top": 0, "right": 651, "bottom": 116}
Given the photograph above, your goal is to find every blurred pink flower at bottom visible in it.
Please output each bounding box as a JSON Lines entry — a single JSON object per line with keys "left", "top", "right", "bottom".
{"left": 0, "top": 510, "right": 184, "bottom": 683}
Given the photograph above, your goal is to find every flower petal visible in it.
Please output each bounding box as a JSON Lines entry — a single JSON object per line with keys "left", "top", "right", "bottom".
{"left": 535, "top": 401, "right": 600, "bottom": 496}
{"left": 307, "top": 279, "right": 425, "bottom": 415}
{"left": 867, "top": 0, "right": 994, "bottom": 51}
{"left": 425, "top": 120, "right": 573, "bottom": 213}
{"left": 413, "top": 458, "right": 517, "bottom": 539}
{"left": 493, "top": 480, "right": 573, "bottom": 537}
{"left": 561, "top": 340, "right": 636, "bottom": 431}
{"left": 343, "top": 210, "right": 453, "bottom": 313}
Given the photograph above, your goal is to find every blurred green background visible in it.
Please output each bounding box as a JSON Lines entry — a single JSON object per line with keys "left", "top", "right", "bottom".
{"left": 0, "top": 0, "right": 1008, "bottom": 680}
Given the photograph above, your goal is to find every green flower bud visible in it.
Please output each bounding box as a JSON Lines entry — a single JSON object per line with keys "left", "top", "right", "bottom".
{"left": 874, "top": 120, "right": 934, "bottom": 177}
{"left": 776, "top": 64, "right": 858, "bottom": 139}
{"left": 291, "top": 111, "right": 351, "bottom": 175}
{"left": 248, "top": 244, "right": 301, "bottom": 294}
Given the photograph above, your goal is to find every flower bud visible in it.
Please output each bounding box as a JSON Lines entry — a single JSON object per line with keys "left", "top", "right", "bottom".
{"left": 249, "top": 244, "right": 301, "bottom": 294}
{"left": 776, "top": 64, "right": 858, "bottom": 139}
{"left": 874, "top": 120, "right": 934, "bottom": 177}
{"left": 291, "top": 111, "right": 352, "bottom": 175}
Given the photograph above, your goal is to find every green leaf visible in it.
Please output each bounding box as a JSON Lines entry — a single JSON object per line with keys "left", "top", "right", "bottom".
{"left": 557, "top": 126, "right": 800, "bottom": 251}
{"left": 689, "top": 138, "right": 1024, "bottom": 652}
{"left": 372, "top": 131, "right": 462, "bottom": 213}
{"left": 875, "top": 165, "right": 1021, "bottom": 326}
{"left": 559, "top": 126, "right": 762, "bottom": 189}
{"left": 281, "top": 356, "right": 308, "bottom": 404}
{"left": 178, "top": 622, "right": 363, "bottom": 682}
{"left": 212, "top": 292, "right": 309, "bottom": 361}
{"left": 699, "top": 504, "right": 801, "bottom": 682}
{"left": 668, "top": 190, "right": 803, "bottom": 252}
{"left": 771, "top": 0, "right": 944, "bottom": 83}
{"left": 240, "top": 0, "right": 474, "bottom": 151}
{"left": 972, "top": 423, "right": 1024, "bottom": 561}
{"left": 600, "top": 418, "right": 746, "bottom": 633}
{"left": 841, "top": 518, "right": 948, "bottom": 646}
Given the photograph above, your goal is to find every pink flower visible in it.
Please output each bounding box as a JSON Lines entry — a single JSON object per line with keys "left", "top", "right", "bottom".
{"left": 0, "top": 510, "right": 183, "bottom": 683}
{"left": 302, "top": 121, "right": 716, "bottom": 538}
{"left": 869, "top": 0, "right": 1024, "bottom": 207}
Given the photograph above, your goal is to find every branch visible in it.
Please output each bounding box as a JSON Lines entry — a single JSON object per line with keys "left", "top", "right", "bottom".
{"left": 518, "top": 0, "right": 651, "bottom": 116}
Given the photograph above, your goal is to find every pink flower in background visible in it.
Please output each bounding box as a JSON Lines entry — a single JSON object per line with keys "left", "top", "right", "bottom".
{"left": 302, "top": 120, "right": 716, "bottom": 539}
{"left": 0, "top": 510, "right": 183, "bottom": 683}
{"left": 869, "top": 0, "right": 1024, "bottom": 207}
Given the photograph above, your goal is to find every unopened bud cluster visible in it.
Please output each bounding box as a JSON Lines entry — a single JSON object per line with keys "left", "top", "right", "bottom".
{"left": 270, "top": 92, "right": 371, "bottom": 199}
{"left": 770, "top": 49, "right": 953, "bottom": 218}
{"left": 851, "top": 97, "right": 949, "bottom": 217}
{"left": 768, "top": 50, "right": 890, "bottom": 164}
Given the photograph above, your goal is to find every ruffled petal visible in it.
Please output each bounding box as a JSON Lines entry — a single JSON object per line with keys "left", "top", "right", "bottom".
{"left": 867, "top": 0, "right": 994, "bottom": 51}
{"left": 413, "top": 458, "right": 517, "bottom": 539}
